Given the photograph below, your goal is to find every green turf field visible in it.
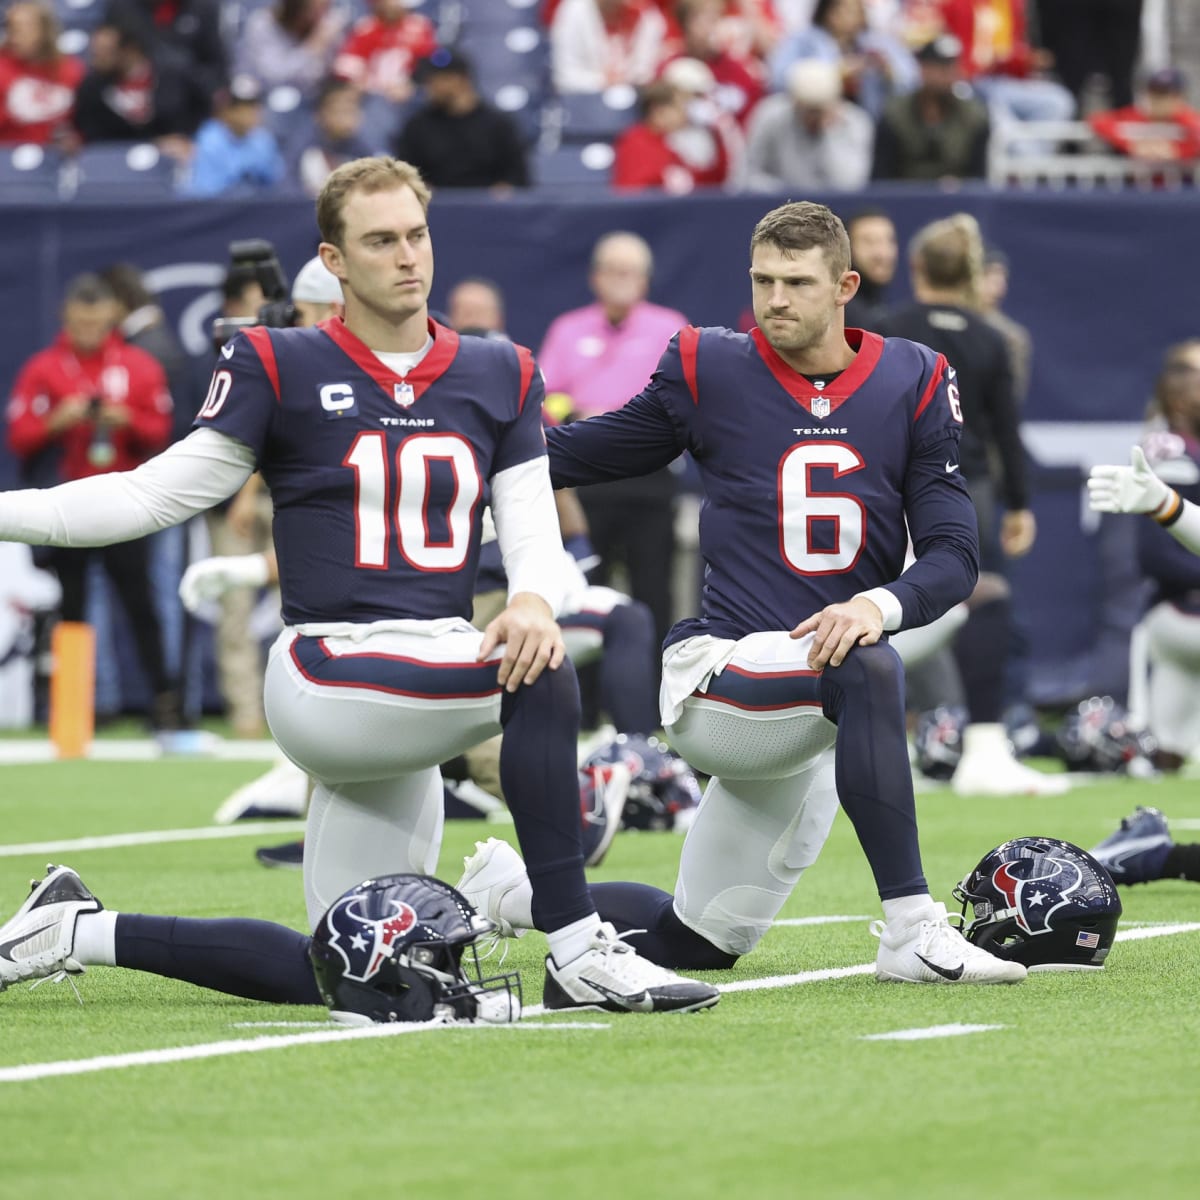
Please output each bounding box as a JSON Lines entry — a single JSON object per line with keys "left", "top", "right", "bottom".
{"left": 1, "top": 757, "right": 1197, "bottom": 1199}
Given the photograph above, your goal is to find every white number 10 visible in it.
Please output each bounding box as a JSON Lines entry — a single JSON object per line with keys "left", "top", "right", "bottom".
{"left": 343, "top": 432, "right": 481, "bottom": 571}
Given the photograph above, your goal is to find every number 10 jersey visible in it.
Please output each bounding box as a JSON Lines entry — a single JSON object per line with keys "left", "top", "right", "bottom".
{"left": 195, "top": 318, "right": 546, "bottom": 625}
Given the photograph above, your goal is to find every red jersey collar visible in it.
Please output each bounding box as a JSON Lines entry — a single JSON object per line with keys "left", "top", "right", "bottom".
{"left": 750, "top": 326, "right": 883, "bottom": 415}
{"left": 318, "top": 315, "right": 460, "bottom": 402}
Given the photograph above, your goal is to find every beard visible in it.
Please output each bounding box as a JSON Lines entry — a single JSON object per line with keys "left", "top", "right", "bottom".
{"left": 758, "top": 310, "right": 828, "bottom": 355}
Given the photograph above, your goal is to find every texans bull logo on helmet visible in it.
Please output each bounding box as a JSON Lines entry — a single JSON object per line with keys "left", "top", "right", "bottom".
{"left": 987, "top": 856, "right": 1084, "bottom": 937}
{"left": 322, "top": 894, "right": 420, "bottom": 983}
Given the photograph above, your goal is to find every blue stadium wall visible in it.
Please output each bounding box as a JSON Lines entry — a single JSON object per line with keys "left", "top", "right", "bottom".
{"left": 1, "top": 185, "right": 1196, "bottom": 712}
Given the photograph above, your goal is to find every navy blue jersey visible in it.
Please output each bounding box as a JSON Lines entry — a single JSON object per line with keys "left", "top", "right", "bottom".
{"left": 546, "top": 326, "right": 978, "bottom": 645}
{"left": 195, "top": 318, "right": 545, "bottom": 625}
{"left": 1138, "top": 431, "right": 1200, "bottom": 613}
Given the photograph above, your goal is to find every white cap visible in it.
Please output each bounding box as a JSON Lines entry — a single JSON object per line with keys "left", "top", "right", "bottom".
{"left": 787, "top": 59, "right": 841, "bottom": 107}
{"left": 660, "top": 56, "right": 715, "bottom": 95}
{"left": 291, "top": 256, "right": 344, "bottom": 304}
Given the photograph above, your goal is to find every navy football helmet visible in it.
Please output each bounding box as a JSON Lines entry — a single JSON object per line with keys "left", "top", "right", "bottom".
{"left": 953, "top": 837, "right": 1122, "bottom": 971}
{"left": 914, "top": 705, "right": 968, "bottom": 780}
{"left": 1055, "top": 696, "right": 1157, "bottom": 777}
{"left": 309, "top": 874, "right": 521, "bottom": 1024}
{"left": 582, "top": 734, "right": 701, "bottom": 832}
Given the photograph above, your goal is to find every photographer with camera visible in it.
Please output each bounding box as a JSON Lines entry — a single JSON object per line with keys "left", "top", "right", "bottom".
{"left": 201, "top": 244, "right": 304, "bottom": 739}
{"left": 4, "top": 273, "right": 179, "bottom": 729}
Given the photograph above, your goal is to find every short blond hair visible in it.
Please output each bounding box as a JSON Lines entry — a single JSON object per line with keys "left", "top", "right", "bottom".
{"left": 909, "top": 213, "right": 985, "bottom": 306}
{"left": 749, "top": 201, "right": 850, "bottom": 278}
{"left": 316, "top": 157, "right": 432, "bottom": 249}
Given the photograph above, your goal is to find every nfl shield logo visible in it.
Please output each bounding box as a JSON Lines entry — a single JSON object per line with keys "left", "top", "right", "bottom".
{"left": 394, "top": 381, "right": 416, "bottom": 408}
{"left": 811, "top": 396, "right": 831, "bottom": 419}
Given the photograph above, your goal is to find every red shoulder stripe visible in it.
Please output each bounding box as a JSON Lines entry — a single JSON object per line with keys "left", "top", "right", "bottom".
{"left": 243, "top": 326, "right": 281, "bottom": 404}
{"left": 678, "top": 325, "right": 700, "bottom": 405}
{"left": 913, "top": 353, "right": 948, "bottom": 423}
{"left": 514, "top": 343, "right": 536, "bottom": 414}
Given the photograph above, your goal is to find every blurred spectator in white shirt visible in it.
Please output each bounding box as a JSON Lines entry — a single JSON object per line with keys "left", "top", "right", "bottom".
{"left": 551, "top": 0, "right": 668, "bottom": 94}
{"left": 743, "top": 57, "right": 873, "bottom": 188}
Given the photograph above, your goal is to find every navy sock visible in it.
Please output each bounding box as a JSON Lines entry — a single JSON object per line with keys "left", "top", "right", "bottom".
{"left": 821, "top": 642, "right": 928, "bottom": 900}
{"left": 589, "top": 881, "right": 737, "bottom": 969}
{"left": 600, "top": 602, "right": 661, "bottom": 734}
{"left": 114, "top": 915, "right": 322, "bottom": 1005}
{"left": 954, "top": 595, "right": 1012, "bottom": 723}
{"left": 500, "top": 662, "right": 594, "bottom": 932}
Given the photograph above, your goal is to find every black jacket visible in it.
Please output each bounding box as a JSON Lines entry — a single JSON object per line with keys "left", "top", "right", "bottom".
{"left": 877, "top": 301, "right": 1028, "bottom": 511}
{"left": 393, "top": 101, "right": 529, "bottom": 189}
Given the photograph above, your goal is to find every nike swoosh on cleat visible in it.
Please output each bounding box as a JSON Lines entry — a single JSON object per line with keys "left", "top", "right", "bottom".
{"left": 915, "top": 953, "right": 965, "bottom": 981}
{"left": 0, "top": 923, "right": 56, "bottom": 960}
{"left": 591, "top": 983, "right": 654, "bottom": 1012}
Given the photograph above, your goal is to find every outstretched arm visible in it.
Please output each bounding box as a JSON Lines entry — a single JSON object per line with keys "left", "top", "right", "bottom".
{"left": 0, "top": 429, "right": 255, "bottom": 547}
{"left": 1089, "top": 446, "right": 1200, "bottom": 556}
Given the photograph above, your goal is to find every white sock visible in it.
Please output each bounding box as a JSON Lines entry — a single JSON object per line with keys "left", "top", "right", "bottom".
{"left": 959, "top": 723, "right": 1015, "bottom": 763}
{"left": 546, "top": 914, "right": 603, "bottom": 967}
{"left": 881, "top": 894, "right": 934, "bottom": 927}
{"left": 72, "top": 910, "right": 118, "bottom": 966}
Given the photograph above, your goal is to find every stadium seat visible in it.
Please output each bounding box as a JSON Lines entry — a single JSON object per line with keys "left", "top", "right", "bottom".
{"left": 359, "top": 92, "right": 409, "bottom": 153}
{"left": 66, "top": 143, "right": 181, "bottom": 199}
{"left": 459, "top": 0, "right": 540, "bottom": 33}
{"left": 531, "top": 142, "right": 614, "bottom": 191}
{"left": 0, "top": 144, "right": 63, "bottom": 201}
{"left": 262, "top": 85, "right": 314, "bottom": 146}
{"left": 53, "top": 0, "right": 104, "bottom": 32}
{"left": 552, "top": 87, "right": 638, "bottom": 143}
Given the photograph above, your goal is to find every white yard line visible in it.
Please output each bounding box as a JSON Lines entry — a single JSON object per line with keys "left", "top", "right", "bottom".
{"left": 0, "top": 739, "right": 280, "bottom": 765}
{"left": 2, "top": 918, "right": 1197, "bottom": 1084}
{"left": 860, "top": 1024, "right": 1005, "bottom": 1042}
{"left": 0, "top": 822, "right": 305, "bottom": 859}
{"left": 0, "top": 1021, "right": 611, "bottom": 1083}
{"left": 773, "top": 915, "right": 874, "bottom": 926}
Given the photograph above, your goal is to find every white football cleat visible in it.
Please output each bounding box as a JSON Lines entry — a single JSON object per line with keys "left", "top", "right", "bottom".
{"left": 454, "top": 838, "right": 533, "bottom": 939}
{"left": 951, "top": 755, "right": 1070, "bottom": 797}
{"left": 950, "top": 723, "right": 1069, "bottom": 797}
{"left": 213, "top": 760, "right": 311, "bottom": 824}
{"left": 543, "top": 923, "right": 720, "bottom": 1013}
{"left": 871, "top": 902, "right": 1027, "bottom": 985}
{"left": 0, "top": 865, "right": 103, "bottom": 990}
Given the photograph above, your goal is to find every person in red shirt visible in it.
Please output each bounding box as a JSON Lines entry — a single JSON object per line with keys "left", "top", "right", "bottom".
{"left": 1089, "top": 67, "right": 1200, "bottom": 163}
{"left": 612, "top": 78, "right": 697, "bottom": 191}
{"left": 332, "top": 0, "right": 437, "bottom": 102}
{"left": 662, "top": 0, "right": 766, "bottom": 126}
{"left": 5, "top": 274, "right": 180, "bottom": 728}
{"left": 0, "top": 1, "right": 85, "bottom": 145}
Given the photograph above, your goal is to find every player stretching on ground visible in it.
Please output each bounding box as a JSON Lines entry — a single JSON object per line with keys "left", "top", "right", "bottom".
{"left": 0, "top": 157, "right": 716, "bottom": 1016}
{"left": 459, "top": 201, "right": 1026, "bottom": 985}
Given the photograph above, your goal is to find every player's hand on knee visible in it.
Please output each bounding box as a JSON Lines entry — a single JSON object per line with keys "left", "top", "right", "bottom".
{"left": 478, "top": 592, "right": 566, "bottom": 692}
{"left": 791, "top": 597, "right": 883, "bottom": 670}
{"left": 1087, "top": 446, "right": 1173, "bottom": 515}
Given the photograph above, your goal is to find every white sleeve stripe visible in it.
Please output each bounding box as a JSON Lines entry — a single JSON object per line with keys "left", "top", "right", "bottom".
{"left": 490, "top": 457, "right": 568, "bottom": 616}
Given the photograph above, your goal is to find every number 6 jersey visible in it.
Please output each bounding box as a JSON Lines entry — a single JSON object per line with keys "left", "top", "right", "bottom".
{"left": 196, "top": 318, "right": 547, "bottom": 625}
{"left": 545, "top": 326, "right": 979, "bottom": 646}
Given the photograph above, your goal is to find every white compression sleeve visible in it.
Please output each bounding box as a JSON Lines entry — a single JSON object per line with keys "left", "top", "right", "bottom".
{"left": 1167, "top": 497, "right": 1200, "bottom": 557}
{"left": 0, "top": 428, "right": 256, "bottom": 546}
{"left": 490, "top": 456, "right": 569, "bottom": 616}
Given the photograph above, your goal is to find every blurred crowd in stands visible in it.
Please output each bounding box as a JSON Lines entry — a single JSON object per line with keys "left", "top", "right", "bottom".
{"left": 1, "top": 0, "right": 1198, "bottom": 195}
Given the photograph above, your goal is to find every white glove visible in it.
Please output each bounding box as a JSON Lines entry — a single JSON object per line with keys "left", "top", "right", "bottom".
{"left": 179, "top": 553, "right": 271, "bottom": 613}
{"left": 1087, "top": 446, "right": 1173, "bottom": 515}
